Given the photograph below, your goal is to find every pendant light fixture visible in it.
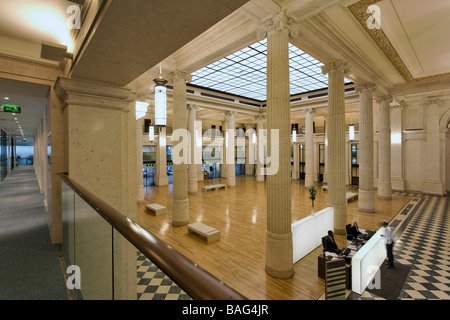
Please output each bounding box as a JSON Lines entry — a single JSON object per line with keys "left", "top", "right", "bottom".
{"left": 154, "top": 64, "right": 168, "bottom": 127}
{"left": 349, "top": 112, "right": 355, "bottom": 141}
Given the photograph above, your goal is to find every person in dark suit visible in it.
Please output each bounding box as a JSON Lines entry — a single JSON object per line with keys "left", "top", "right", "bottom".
{"left": 323, "top": 230, "right": 340, "bottom": 253}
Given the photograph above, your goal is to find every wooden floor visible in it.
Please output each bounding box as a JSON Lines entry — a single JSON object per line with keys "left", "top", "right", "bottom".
{"left": 137, "top": 175, "right": 411, "bottom": 300}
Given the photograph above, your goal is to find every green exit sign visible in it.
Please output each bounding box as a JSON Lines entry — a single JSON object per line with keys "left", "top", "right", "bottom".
{"left": 1, "top": 105, "right": 21, "bottom": 113}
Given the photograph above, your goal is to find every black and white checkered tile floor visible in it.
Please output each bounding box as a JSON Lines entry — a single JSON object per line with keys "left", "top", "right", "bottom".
{"left": 137, "top": 252, "right": 192, "bottom": 300}
{"left": 351, "top": 192, "right": 450, "bottom": 300}
{"left": 136, "top": 191, "right": 450, "bottom": 300}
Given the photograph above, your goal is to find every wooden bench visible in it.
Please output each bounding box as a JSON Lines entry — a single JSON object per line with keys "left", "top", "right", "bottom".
{"left": 145, "top": 203, "right": 167, "bottom": 216}
{"left": 187, "top": 222, "right": 220, "bottom": 243}
{"left": 346, "top": 192, "right": 358, "bottom": 202}
{"left": 202, "top": 184, "right": 227, "bottom": 192}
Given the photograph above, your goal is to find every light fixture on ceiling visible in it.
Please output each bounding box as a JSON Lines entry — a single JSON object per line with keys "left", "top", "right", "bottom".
{"left": 40, "top": 41, "right": 73, "bottom": 61}
{"left": 4, "top": 97, "right": 9, "bottom": 100}
{"left": 154, "top": 64, "right": 168, "bottom": 127}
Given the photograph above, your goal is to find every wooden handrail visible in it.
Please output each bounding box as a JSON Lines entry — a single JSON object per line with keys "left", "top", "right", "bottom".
{"left": 57, "top": 173, "right": 247, "bottom": 300}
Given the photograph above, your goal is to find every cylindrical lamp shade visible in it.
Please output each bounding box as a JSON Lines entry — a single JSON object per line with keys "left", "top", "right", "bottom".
{"left": 292, "top": 130, "right": 297, "bottom": 143}
{"left": 154, "top": 78, "right": 168, "bottom": 127}
{"left": 149, "top": 125, "right": 155, "bottom": 142}
{"left": 349, "top": 124, "right": 355, "bottom": 141}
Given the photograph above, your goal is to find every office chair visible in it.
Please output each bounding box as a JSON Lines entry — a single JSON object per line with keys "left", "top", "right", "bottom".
{"left": 345, "top": 224, "right": 354, "bottom": 241}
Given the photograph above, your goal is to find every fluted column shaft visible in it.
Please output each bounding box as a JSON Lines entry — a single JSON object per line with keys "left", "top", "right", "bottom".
{"left": 155, "top": 127, "right": 168, "bottom": 186}
{"left": 171, "top": 71, "right": 190, "bottom": 226}
{"left": 322, "top": 61, "right": 349, "bottom": 235}
{"left": 226, "top": 111, "right": 236, "bottom": 187}
{"left": 305, "top": 108, "right": 314, "bottom": 188}
{"left": 377, "top": 96, "right": 392, "bottom": 199}
{"left": 258, "top": 11, "right": 297, "bottom": 279}
{"left": 188, "top": 105, "right": 198, "bottom": 194}
{"left": 256, "top": 115, "right": 265, "bottom": 183}
{"left": 357, "top": 83, "right": 376, "bottom": 213}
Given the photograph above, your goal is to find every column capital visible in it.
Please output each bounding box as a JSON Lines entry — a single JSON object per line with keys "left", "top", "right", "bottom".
{"left": 356, "top": 82, "right": 376, "bottom": 93}
{"left": 255, "top": 114, "right": 266, "bottom": 121}
{"left": 424, "top": 99, "right": 442, "bottom": 108}
{"left": 376, "top": 95, "right": 393, "bottom": 104}
{"left": 256, "top": 10, "right": 299, "bottom": 40}
{"left": 321, "top": 60, "right": 351, "bottom": 76}
{"left": 168, "top": 70, "right": 192, "bottom": 83}
{"left": 187, "top": 104, "right": 199, "bottom": 111}
{"left": 225, "top": 110, "right": 237, "bottom": 117}
{"left": 304, "top": 107, "right": 313, "bottom": 114}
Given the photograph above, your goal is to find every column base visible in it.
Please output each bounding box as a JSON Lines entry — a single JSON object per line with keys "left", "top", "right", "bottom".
{"left": 424, "top": 180, "right": 444, "bottom": 196}
{"left": 358, "top": 189, "right": 375, "bottom": 213}
{"left": 391, "top": 177, "right": 405, "bottom": 191}
{"left": 265, "top": 231, "right": 294, "bottom": 279}
{"left": 137, "top": 184, "right": 145, "bottom": 203}
{"left": 172, "top": 199, "right": 189, "bottom": 227}
{"left": 227, "top": 176, "right": 236, "bottom": 188}
{"left": 305, "top": 175, "right": 314, "bottom": 188}
{"left": 155, "top": 174, "right": 168, "bottom": 186}
{"left": 188, "top": 179, "right": 198, "bottom": 194}
{"left": 377, "top": 181, "right": 392, "bottom": 200}
{"left": 330, "top": 204, "right": 347, "bottom": 235}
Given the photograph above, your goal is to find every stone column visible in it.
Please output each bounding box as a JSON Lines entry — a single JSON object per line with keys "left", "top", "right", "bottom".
{"left": 54, "top": 76, "right": 137, "bottom": 299}
{"left": 221, "top": 119, "right": 228, "bottom": 178}
{"left": 245, "top": 124, "right": 253, "bottom": 175}
{"left": 256, "top": 115, "right": 265, "bottom": 182}
{"left": 377, "top": 95, "right": 393, "bottom": 199}
{"left": 321, "top": 61, "right": 350, "bottom": 235}
{"left": 136, "top": 118, "right": 144, "bottom": 202}
{"left": 323, "top": 114, "right": 329, "bottom": 184}
{"left": 226, "top": 111, "right": 236, "bottom": 187}
{"left": 390, "top": 103, "right": 405, "bottom": 191}
{"left": 424, "top": 99, "right": 444, "bottom": 195}
{"left": 357, "top": 83, "right": 376, "bottom": 213}
{"left": 305, "top": 108, "right": 314, "bottom": 188}
{"left": 257, "top": 11, "right": 297, "bottom": 278}
{"left": 187, "top": 105, "right": 198, "bottom": 194}
{"left": 292, "top": 142, "right": 299, "bottom": 180}
{"left": 170, "top": 71, "right": 191, "bottom": 226}
{"left": 155, "top": 126, "right": 168, "bottom": 186}
{"left": 196, "top": 120, "right": 204, "bottom": 181}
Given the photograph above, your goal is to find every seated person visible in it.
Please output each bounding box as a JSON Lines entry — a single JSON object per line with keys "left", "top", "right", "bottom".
{"left": 323, "top": 230, "right": 340, "bottom": 253}
{"left": 351, "top": 221, "right": 375, "bottom": 240}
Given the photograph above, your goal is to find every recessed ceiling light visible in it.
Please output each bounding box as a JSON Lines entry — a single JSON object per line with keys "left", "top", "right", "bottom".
{"left": 4, "top": 97, "right": 9, "bottom": 100}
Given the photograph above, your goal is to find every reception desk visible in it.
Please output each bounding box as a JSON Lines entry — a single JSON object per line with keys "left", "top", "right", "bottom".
{"left": 292, "top": 207, "right": 334, "bottom": 263}
{"left": 351, "top": 227, "right": 387, "bottom": 294}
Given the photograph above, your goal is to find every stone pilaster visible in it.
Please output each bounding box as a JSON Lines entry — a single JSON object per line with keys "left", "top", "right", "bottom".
{"left": 305, "top": 108, "right": 314, "bottom": 188}
{"left": 323, "top": 114, "right": 329, "bottom": 184}
{"left": 169, "top": 71, "right": 191, "bottom": 226}
{"left": 390, "top": 103, "right": 405, "bottom": 190}
{"left": 357, "top": 83, "right": 376, "bottom": 213}
{"left": 258, "top": 10, "right": 298, "bottom": 279}
{"left": 321, "top": 60, "right": 350, "bottom": 235}
{"left": 377, "top": 95, "right": 393, "bottom": 199}
{"left": 424, "top": 99, "right": 444, "bottom": 195}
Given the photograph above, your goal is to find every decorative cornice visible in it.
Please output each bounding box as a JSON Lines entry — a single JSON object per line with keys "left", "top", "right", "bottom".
{"left": 256, "top": 10, "right": 299, "bottom": 40}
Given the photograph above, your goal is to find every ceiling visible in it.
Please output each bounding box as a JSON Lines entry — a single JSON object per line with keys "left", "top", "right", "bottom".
{"left": 190, "top": 38, "right": 351, "bottom": 101}
{"left": 0, "top": 78, "right": 49, "bottom": 145}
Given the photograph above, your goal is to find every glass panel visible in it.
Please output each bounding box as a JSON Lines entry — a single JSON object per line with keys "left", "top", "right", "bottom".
{"left": 73, "top": 193, "right": 113, "bottom": 299}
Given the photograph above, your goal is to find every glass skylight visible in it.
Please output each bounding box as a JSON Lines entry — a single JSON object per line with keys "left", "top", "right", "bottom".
{"left": 191, "top": 39, "right": 351, "bottom": 102}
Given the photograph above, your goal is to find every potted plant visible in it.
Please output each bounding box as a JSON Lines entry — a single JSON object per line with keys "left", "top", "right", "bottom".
{"left": 309, "top": 185, "right": 316, "bottom": 214}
